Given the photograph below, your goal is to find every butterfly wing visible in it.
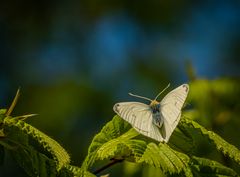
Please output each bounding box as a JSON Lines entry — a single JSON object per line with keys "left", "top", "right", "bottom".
{"left": 160, "top": 84, "right": 189, "bottom": 142}
{"left": 113, "top": 102, "right": 164, "bottom": 142}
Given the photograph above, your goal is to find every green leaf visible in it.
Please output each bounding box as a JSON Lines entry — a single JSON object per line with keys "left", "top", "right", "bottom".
{"left": 81, "top": 115, "right": 138, "bottom": 170}
{"left": 180, "top": 118, "right": 240, "bottom": 166}
{"left": 3, "top": 117, "right": 70, "bottom": 171}
{"left": 83, "top": 115, "right": 239, "bottom": 176}
{"left": 85, "top": 115, "right": 192, "bottom": 175}
{"left": 60, "top": 165, "right": 96, "bottom": 177}
{"left": 9, "top": 144, "right": 58, "bottom": 177}
{"left": 0, "top": 109, "right": 7, "bottom": 124}
{"left": 138, "top": 143, "right": 192, "bottom": 176}
{"left": 11, "top": 144, "right": 96, "bottom": 177}
{"left": 190, "top": 156, "right": 238, "bottom": 177}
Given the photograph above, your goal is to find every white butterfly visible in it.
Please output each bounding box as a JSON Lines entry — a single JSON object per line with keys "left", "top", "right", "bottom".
{"left": 113, "top": 84, "right": 189, "bottom": 142}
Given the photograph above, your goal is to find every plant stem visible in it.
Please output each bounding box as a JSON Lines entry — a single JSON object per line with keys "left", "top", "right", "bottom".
{"left": 93, "top": 158, "right": 124, "bottom": 175}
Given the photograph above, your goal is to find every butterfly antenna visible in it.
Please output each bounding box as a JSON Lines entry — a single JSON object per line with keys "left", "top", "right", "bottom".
{"left": 154, "top": 83, "right": 170, "bottom": 100}
{"left": 128, "top": 93, "right": 152, "bottom": 102}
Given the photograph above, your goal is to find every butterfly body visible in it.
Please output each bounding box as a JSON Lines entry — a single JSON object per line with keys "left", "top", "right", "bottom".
{"left": 150, "top": 100, "right": 163, "bottom": 128}
{"left": 113, "top": 84, "right": 189, "bottom": 142}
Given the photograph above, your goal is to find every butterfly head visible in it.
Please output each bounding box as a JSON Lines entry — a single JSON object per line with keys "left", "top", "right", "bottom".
{"left": 150, "top": 100, "right": 159, "bottom": 106}
{"left": 150, "top": 100, "right": 160, "bottom": 113}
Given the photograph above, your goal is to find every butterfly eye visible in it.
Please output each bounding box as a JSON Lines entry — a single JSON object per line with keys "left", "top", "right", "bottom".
{"left": 152, "top": 109, "right": 159, "bottom": 114}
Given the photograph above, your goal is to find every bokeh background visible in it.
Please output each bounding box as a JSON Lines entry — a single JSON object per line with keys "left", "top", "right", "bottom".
{"left": 0, "top": 1, "right": 240, "bottom": 176}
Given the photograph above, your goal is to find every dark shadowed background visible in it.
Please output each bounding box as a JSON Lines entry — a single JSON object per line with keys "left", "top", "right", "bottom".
{"left": 0, "top": 1, "right": 240, "bottom": 176}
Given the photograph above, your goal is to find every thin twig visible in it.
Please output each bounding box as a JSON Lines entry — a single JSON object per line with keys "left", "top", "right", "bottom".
{"left": 93, "top": 158, "right": 124, "bottom": 175}
{"left": 6, "top": 88, "right": 21, "bottom": 116}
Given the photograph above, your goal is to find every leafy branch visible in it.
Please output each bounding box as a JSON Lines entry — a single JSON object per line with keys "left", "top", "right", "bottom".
{"left": 0, "top": 79, "right": 240, "bottom": 176}
{"left": 82, "top": 116, "right": 239, "bottom": 176}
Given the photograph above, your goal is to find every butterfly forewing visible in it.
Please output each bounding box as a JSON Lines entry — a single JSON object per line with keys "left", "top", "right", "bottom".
{"left": 159, "top": 84, "right": 189, "bottom": 142}
{"left": 113, "top": 102, "right": 164, "bottom": 142}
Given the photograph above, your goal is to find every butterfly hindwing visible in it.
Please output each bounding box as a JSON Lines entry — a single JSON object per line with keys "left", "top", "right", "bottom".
{"left": 113, "top": 102, "right": 164, "bottom": 142}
